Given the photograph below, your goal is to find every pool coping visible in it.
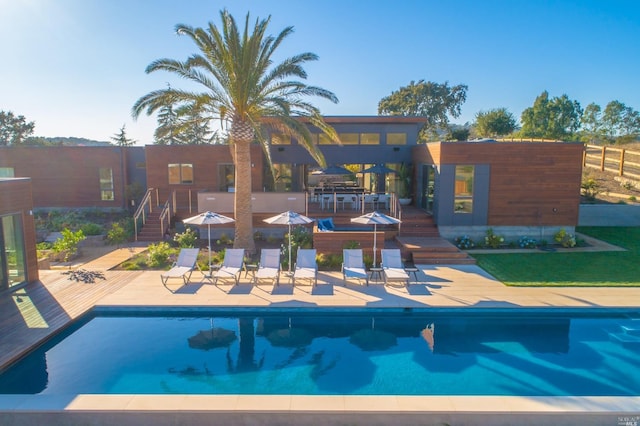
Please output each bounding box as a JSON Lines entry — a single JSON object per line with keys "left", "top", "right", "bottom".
{"left": 0, "top": 394, "right": 638, "bottom": 426}
{"left": 2, "top": 305, "right": 640, "bottom": 425}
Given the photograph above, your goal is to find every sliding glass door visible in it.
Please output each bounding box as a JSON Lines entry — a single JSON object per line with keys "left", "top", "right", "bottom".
{"left": 1, "top": 214, "right": 26, "bottom": 289}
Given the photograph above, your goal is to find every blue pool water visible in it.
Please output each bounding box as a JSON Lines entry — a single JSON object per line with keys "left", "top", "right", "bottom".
{"left": 1, "top": 311, "right": 639, "bottom": 396}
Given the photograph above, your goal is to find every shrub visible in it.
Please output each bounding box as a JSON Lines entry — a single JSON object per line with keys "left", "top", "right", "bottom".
{"left": 52, "top": 228, "right": 86, "bottom": 262}
{"left": 147, "top": 242, "right": 173, "bottom": 267}
{"left": 281, "top": 226, "right": 313, "bottom": 270}
{"left": 518, "top": 236, "right": 537, "bottom": 249}
{"left": 316, "top": 253, "right": 342, "bottom": 270}
{"left": 343, "top": 240, "right": 360, "bottom": 249}
{"left": 216, "top": 233, "right": 233, "bottom": 245}
{"left": 484, "top": 228, "right": 504, "bottom": 248}
{"left": 253, "top": 231, "right": 264, "bottom": 241}
{"left": 173, "top": 227, "right": 198, "bottom": 248}
{"left": 454, "top": 235, "right": 474, "bottom": 249}
{"left": 581, "top": 177, "right": 600, "bottom": 200}
{"left": 106, "top": 221, "right": 129, "bottom": 246}
{"left": 554, "top": 229, "right": 576, "bottom": 248}
{"left": 80, "top": 222, "right": 104, "bottom": 236}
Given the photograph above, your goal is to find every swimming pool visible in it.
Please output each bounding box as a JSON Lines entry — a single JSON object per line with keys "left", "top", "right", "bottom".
{"left": 1, "top": 310, "right": 639, "bottom": 396}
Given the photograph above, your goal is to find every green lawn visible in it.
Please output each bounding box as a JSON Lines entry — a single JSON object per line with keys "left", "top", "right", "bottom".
{"left": 471, "top": 227, "right": 640, "bottom": 287}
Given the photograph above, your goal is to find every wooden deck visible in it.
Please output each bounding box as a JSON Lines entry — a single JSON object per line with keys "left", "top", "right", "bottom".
{"left": 0, "top": 268, "right": 145, "bottom": 370}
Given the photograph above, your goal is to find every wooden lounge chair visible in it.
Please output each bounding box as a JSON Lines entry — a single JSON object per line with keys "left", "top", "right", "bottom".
{"left": 214, "top": 248, "right": 245, "bottom": 285}
{"left": 342, "top": 249, "right": 368, "bottom": 286}
{"left": 161, "top": 248, "right": 200, "bottom": 285}
{"left": 293, "top": 249, "right": 317, "bottom": 286}
{"left": 255, "top": 248, "right": 281, "bottom": 286}
{"left": 381, "top": 249, "right": 409, "bottom": 286}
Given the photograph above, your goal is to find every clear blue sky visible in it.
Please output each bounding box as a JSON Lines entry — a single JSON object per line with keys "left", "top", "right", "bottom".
{"left": 2, "top": 0, "right": 639, "bottom": 144}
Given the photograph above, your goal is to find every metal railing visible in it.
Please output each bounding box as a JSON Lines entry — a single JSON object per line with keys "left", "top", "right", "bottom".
{"left": 133, "top": 188, "right": 159, "bottom": 241}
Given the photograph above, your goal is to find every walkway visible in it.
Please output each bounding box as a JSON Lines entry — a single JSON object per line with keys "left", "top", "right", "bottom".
{"left": 1, "top": 246, "right": 639, "bottom": 425}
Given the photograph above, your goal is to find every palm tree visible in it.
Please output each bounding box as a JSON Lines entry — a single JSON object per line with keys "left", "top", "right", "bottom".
{"left": 132, "top": 9, "right": 339, "bottom": 252}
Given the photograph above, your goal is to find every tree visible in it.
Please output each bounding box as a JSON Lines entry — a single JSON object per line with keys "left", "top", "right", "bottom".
{"left": 446, "top": 126, "right": 470, "bottom": 141}
{"left": 602, "top": 100, "right": 640, "bottom": 142}
{"left": 580, "top": 101, "right": 640, "bottom": 144}
{"left": 0, "top": 111, "right": 35, "bottom": 146}
{"left": 580, "top": 103, "right": 604, "bottom": 143}
{"left": 110, "top": 124, "right": 137, "bottom": 146}
{"left": 154, "top": 102, "right": 184, "bottom": 145}
{"left": 132, "top": 10, "right": 339, "bottom": 252}
{"left": 377, "top": 80, "right": 467, "bottom": 140}
{"left": 520, "top": 91, "right": 582, "bottom": 140}
{"left": 474, "top": 108, "right": 517, "bottom": 138}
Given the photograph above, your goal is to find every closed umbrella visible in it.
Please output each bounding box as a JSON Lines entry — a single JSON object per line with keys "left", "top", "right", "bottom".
{"left": 351, "top": 211, "right": 401, "bottom": 267}
{"left": 263, "top": 211, "right": 313, "bottom": 275}
{"left": 183, "top": 211, "right": 235, "bottom": 276}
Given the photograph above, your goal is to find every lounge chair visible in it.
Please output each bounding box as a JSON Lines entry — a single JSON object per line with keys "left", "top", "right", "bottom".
{"left": 381, "top": 249, "right": 409, "bottom": 286}
{"left": 255, "top": 248, "right": 281, "bottom": 286}
{"left": 161, "top": 248, "right": 200, "bottom": 285}
{"left": 293, "top": 248, "right": 317, "bottom": 286}
{"left": 342, "top": 249, "right": 368, "bottom": 286}
{"left": 213, "top": 248, "right": 245, "bottom": 285}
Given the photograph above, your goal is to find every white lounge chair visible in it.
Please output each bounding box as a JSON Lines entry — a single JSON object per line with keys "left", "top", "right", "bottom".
{"left": 293, "top": 249, "right": 317, "bottom": 286}
{"left": 255, "top": 248, "right": 281, "bottom": 286}
{"left": 214, "top": 248, "right": 245, "bottom": 285}
{"left": 342, "top": 249, "right": 368, "bottom": 286}
{"left": 161, "top": 248, "right": 200, "bottom": 285}
{"left": 381, "top": 249, "right": 409, "bottom": 286}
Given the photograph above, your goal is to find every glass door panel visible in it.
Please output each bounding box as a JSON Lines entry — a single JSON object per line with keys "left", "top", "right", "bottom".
{"left": 2, "top": 214, "right": 26, "bottom": 288}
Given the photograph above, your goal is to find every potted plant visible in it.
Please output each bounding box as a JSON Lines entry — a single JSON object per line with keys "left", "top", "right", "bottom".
{"left": 397, "top": 163, "right": 413, "bottom": 205}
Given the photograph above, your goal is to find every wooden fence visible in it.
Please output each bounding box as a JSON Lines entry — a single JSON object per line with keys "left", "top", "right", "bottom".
{"left": 583, "top": 144, "right": 640, "bottom": 180}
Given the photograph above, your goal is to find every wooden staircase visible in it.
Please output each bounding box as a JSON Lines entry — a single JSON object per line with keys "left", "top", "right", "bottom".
{"left": 136, "top": 210, "right": 164, "bottom": 242}
{"left": 396, "top": 205, "right": 476, "bottom": 265}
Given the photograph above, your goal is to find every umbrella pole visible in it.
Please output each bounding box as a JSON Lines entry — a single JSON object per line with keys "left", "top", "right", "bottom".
{"left": 208, "top": 224, "right": 212, "bottom": 275}
{"left": 373, "top": 223, "right": 377, "bottom": 267}
{"left": 288, "top": 223, "right": 292, "bottom": 275}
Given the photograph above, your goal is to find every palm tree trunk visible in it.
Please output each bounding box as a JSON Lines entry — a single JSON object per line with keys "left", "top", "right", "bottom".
{"left": 232, "top": 126, "right": 256, "bottom": 254}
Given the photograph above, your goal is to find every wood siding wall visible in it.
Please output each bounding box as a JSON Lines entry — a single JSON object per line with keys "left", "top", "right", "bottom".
{"left": 414, "top": 142, "right": 583, "bottom": 226}
{"left": 145, "top": 145, "right": 265, "bottom": 206}
{"left": 0, "top": 147, "right": 126, "bottom": 209}
{"left": 0, "top": 179, "right": 38, "bottom": 283}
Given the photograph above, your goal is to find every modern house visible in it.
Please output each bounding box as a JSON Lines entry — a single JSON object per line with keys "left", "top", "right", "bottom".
{"left": 0, "top": 116, "right": 585, "bottom": 285}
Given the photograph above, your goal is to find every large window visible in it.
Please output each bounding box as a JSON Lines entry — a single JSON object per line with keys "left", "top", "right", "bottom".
{"left": 168, "top": 163, "right": 194, "bottom": 184}
{"left": 0, "top": 167, "right": 15, "bottom": 177}
{"left": 273, "top": 164, "right": 292, "bottom": 192}
{"left": 360, "top": 133, "right": 380, "bottom": 145}
{"left": 387, "top": 133, "right": 407, "bottom": 145}
{"left": 218, "top": 164, "right": 235, "bottom": 192}
{"left": 271, "top": 133, "right": 291, "bottom": 145}
{"left": 454, "top": 165, "right": 474, "bottom": 213}
{"left": 338, "top": 133, "right": 359, "bottom": 145}
{"left": 99, "top": 168, "right": 114, "bottom": 201}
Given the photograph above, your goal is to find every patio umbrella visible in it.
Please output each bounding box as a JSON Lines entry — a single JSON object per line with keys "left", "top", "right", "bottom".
{"left": 350, "top": 317, "right": 397, "bottom": 352}
{"left": 263, "top": 211, "right": 313, "bottom": 275}
{"left": 351, "top": 211, "right": 401, "bottom": 267}
{"left": 188, "top": 318, "right": 237, "bottom": 350}
{"left": 183, "top": 211, "right": 235, "bottom": 275}
{"left": 312, "top": 165, "right": 353, "bottom": 175}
